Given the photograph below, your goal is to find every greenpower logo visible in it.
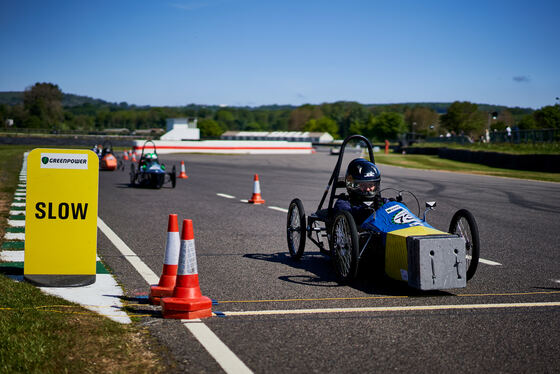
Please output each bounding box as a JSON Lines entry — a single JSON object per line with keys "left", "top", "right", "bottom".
{"left": 40, "top": 153, "right": 89, "bottom": 170}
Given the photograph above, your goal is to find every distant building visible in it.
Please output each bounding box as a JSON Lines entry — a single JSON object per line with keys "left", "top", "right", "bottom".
{"left": 104, "top": 128, "right": 130, "bottom": 135}
{"left": 160, "top": 118, "right": 200, "bottom": 140}
{"left": 220, "top": 131, "right": 334, "bottom": 143}
{"left": 133, "top": 128, "right": 165, "bottom": 136}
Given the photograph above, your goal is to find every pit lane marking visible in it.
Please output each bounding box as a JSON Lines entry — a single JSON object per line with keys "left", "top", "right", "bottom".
{"left": 97, "top": 216, "right": 252, "bottom": 374}
{"left": 217, "top": 193, "right": 235, "bottom": 199}
{"left": 213, "top": 301, "right": 560, "bottom": 317}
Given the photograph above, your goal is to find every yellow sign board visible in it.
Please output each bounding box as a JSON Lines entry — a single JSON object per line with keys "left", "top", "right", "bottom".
{"left": 24, "top": 149, "right": 99, "bottom": 287}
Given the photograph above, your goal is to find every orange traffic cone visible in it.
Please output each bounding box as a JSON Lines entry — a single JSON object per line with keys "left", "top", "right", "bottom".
{"left": 178, "top": 161, "right": 188, "bottom": 179}
{"left": 123, "top": 151, "right": 129, "bottom": 161}
{"left": 149, "top": 214, "right": 181, "bottom": 305}
{"left": 131, "top": 152, "right": 137, "bottom": 162}
{"left": 248, "top": 174, "right": 265, "bottom": 204}
{"left": 161, "top": 219, "right": 212, "bottom": 319}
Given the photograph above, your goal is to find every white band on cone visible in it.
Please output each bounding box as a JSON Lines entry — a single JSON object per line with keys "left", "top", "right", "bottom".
{"left": 163, "top": 231, "right": 181, "bottom": 265}
{"left": 178, "top": 239, "right": 198, "bottom": 275}
{"left": 253, "top": 181, "right": 261, "bottom": 194}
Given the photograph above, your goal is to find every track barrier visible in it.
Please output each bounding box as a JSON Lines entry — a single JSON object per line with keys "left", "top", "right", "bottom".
{"left": 149, "top": 214, "right": 181, "bottom": 305}
{"left": 161, "top": 219, "right": 212, "bottom": 319}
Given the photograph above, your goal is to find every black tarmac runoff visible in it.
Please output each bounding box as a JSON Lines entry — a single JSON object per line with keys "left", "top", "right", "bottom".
{"left": 96, "top": 150, "right": 560, "bottom": 373}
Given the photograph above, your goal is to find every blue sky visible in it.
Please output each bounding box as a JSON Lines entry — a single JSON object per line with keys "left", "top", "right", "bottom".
{"left": 1, "top": 0, "right": 558, "bottom": 109}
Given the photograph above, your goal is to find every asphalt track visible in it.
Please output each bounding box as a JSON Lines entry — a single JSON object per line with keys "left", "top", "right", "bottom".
{"left": 97, "top": 150, "right": 560, "bottom": 373}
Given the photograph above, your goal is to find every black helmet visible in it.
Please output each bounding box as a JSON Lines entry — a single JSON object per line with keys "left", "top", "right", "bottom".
{"left": 345, "top": 158, "right": 381, "bottom": 200}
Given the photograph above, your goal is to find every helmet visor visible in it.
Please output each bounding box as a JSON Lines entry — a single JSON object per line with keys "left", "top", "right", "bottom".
{"left": 357, "top": 181, "right": 378, "bottom": 193}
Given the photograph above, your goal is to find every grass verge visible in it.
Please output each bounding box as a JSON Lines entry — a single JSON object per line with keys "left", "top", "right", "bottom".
{"left": 374, "top": 153, "right": 560, "bottom": 182}
{"left": 0, "top": 145, "right": 166, "bottom": 374}
{"left": 409, "top": 141, "right": 560, "bottom": 154}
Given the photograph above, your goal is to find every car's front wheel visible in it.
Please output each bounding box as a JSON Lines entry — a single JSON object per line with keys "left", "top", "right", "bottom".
{"left": 449, "top": 209, "right": 480, "bottom": 281}
{"left": 331, "top": 210, "right": 359, "bottom": 283}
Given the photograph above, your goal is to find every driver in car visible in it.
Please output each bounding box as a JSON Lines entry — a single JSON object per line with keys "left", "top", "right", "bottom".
{"left": 140, "top": 152, "right": 158, "bottom": 169}
{"left": 334, "top": 158, "right": 381, "bottom": 226}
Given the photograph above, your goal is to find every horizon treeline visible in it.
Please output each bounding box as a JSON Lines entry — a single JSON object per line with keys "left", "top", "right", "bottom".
{"left": 1, "top": 83, "right": 558, "bottom": 141}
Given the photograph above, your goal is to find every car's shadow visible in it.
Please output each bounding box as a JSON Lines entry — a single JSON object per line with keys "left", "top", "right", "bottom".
{"left": 114, "top": 183, "right": 175, "bottom": 189}
{"left": 243, "top": 251, "right": 453, "bottom": 297}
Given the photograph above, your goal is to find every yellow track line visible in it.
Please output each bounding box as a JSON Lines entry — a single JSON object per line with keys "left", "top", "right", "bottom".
{"left": 215, "top": 290, "right": 560, "bottom": 304}
{"left": 215, "top": 301, "right": 560, "bottom": 317}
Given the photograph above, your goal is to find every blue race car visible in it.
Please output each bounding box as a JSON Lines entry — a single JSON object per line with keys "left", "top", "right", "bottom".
{"left": 129, "top": 140, "right": 176, "bottom": 189}
{"left": 286, "top": 135, "right": 480, "bottom": 289}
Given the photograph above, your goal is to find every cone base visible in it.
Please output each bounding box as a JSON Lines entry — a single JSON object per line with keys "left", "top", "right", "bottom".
{"left": 149, "top": 285, "right": 174, "bottom": 305}
{"left": 161, "top": 295, "right": 213, "bottom": 319}
{"left": 178, "top": 173, "right": 188, "bottom": 179}
{"left": 248, "top": 193, "right": 265, "bottom": 204}
{"left": 162, "top": 307, "right": 212, "bottom": 320}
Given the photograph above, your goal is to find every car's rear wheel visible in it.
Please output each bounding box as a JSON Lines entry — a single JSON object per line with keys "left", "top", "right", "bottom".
{"left": 129, "top": 164, "right": 136, "bottom": 186}
{"left": 449, "top": 209, "right": 480, "bottom": 281}
{"left": 170, "top": 166, "right": 176, "bottom": 188}
{"left": 331, "top": 210, "right": 359, "bottom": 283}
{"left": 287, "top": 198, "right": 306, "bottom": 260}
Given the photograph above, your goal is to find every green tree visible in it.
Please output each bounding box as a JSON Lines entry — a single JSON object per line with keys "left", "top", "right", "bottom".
{"left": 533, "top": 105, "right": 560, "bottom": 129}
{"left": 288, "top": 105, "right": 323, "bottom": 131}
{"left": 440, "top": 101, "right": 485, "bottom": 137}
{"left": 216, "top": 109, "right": 236, "bottom": 129}
{"left": 404, "top": 106, "right": 439, "bottom": 136}
{"left": 348, "top": 112, "right": 406, "bottom": 141}
{"left": 517, "top": 114, "right": 537, "bottom": 130}
{"left": 372, "top": 112, "right": 407, "bottom": 140}
{"left": 23, "top": 82, "right": 64, "bottom": 129}
{"left": 198, "top": 118, "right": 225, "bottom": 137}
{"left": 244, "top": 122, "right": 262, "bottom": 131}
{"left": 303, "top": 116, "right": 339, "bottom": 138}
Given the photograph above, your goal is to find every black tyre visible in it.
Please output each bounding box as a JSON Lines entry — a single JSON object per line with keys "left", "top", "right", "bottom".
{"left": 286, "top": 198, "right": 306, "bottom": 260}
{"left": 449, "top": 209, "right": 480, "bottom": 281}
{"left": 331, "top": 210, "right": 360, "bottom": 283}
{"left": 154, "top": 174, "right": 165, "bottom": 189}
{"left": 129, "top": 164, "right": 136, "bottom": 185}
{"left": 171, "top": 166, "right": 177, "bottom": 188}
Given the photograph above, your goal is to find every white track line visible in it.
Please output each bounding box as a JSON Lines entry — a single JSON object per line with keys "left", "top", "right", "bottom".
{"left": 183, "top": 320, "right": 253, "bottom": 374}
{"left": 216, "top": 302, "right": 560, "bottom": 317}
{"left": 268, "top": 206, "right": 288, "bottom": 213}
{"left": 96, "top": 216, "right": 253, "bottom": 374}
{"left": 217, "top": 193, "right": 236, "bottom": 199}
{"left": 97, "top": 217, "right": 159, "bottom": 285}
{"left": 479, "top": 258, "right": 502, "bottom": 266}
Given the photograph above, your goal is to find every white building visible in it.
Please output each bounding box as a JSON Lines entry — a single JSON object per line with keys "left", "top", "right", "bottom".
{"left": 160, "top": 118, "right": 200, "bottom": 140}
{"left": 220, "top": 131, "right": 334, "bottom": 143}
